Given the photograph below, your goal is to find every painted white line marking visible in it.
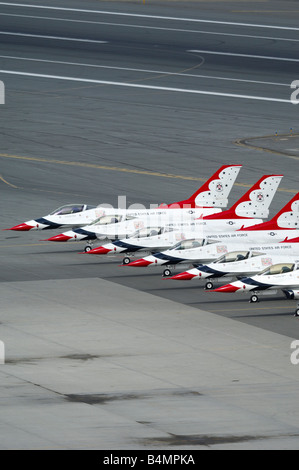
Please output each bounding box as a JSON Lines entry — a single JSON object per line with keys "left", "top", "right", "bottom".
{"left": 0, "top": 3, "right": 299, "bottom": 31}
{"left": 0, "top": 31, "right": 107, "bottom": 44}
{"left": 1, "top": 12, "right": 299, "bottom": 43}
{"left": 188, "top": 50, "right": 299, "bottom": 63}
{"left": 0, "top": 69, "right": 291, "bottom": 104}
{"left": 0, "top": 55, "right": 290, "bottom": 88}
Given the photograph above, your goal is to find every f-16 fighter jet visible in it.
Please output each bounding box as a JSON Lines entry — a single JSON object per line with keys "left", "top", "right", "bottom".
{"left": 5, "top": 164, "right": 241, "bottom": 232}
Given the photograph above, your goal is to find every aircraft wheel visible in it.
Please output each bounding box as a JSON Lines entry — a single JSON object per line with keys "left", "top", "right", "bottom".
{"left": 294, "top": 308, "right": 299, "bottom": 317}
{"left": 250, "top": 294, "right": 259, "bottom": 303}
{"left": 205, "top": 281, "right": 214, "bottom": 290}
{"left": 122, "top": 257, "right": 131, "bottom": 265}
{"left": 163, "top": 268, "right": 172, "bottom": 277}
{"left": 84, "top": 245, "right": 92, "bottom": 252}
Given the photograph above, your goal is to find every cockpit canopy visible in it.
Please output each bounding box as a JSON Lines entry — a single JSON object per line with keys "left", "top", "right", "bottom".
{"left": 259, "top": 263, "right": 297, "bottom": 276}
{"left": 90, "top": 214, "right": 136, "bottom": 226}
{"left": 50, "top": 204, "right": 96, "bottom": 215}
{"left": 171, "top": 238, "right": 217, "bottom": 251}
{"left": 214, "top": 251, "right": 262, "bottom": 264}
{"left": 131, "top": 227, "right": 162, "bottom": 238}
{"left": 131, "top": 226, "right": 175, "bottom": 238}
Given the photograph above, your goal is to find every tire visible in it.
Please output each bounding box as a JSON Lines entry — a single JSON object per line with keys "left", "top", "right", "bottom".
{"left": 84, "top": 245, "right": 92, "bottom": 252}
{"left": 163, "top": 269, "right": 172, "bottom": 277}
{"left": 250, "top": 294, "right": 259, "bottom": 303}
{"left": 122, "top": 257, "right": 131, "bottom": 265}
{"left": 205, "top": 281, "right": 214, "bottom": 290}
{"left": 294, "top": 309, "right": 299, "bottom": 317}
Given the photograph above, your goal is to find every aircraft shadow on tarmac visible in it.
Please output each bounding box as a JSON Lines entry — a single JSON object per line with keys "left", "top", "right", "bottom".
{"left": 231, "top": 311, "right": 294, "bottom": 319}
{"left": 186, "top": 295, "right": 288, "bottom": 306}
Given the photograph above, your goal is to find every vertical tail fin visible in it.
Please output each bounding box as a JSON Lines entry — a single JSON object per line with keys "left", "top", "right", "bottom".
{"left": 165, "top": 164, "right": 242, "bottom": 208}
{"left": 240, "top": 191, "right": 299, "bottom": 231}
{"left": 202, "top": 174, "right": 283, "bottom": 220}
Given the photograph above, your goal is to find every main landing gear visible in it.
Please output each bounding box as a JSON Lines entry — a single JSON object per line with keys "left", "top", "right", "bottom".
{"left": 250, "top": 294, "right": 259, "bottom": 303}
{"left": 84, "top": 243, "right": 93, "bottom": 252}
{"left": 205, "top": 281, "right": 214, "bottom": 290}
{"left": 163, "top": 268, "right": 172, "bottom": 277}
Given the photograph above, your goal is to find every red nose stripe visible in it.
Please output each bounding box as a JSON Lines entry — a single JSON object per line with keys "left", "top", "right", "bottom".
{"left": 5, "top": 223, "right": 34, "bottom": 231}
{"left": 43, "top": 234, "right": 73, "bottom": 242}
{"left": 86, "top": 246, "right": 112, "bottom": 254}
{"left": 126, "top": 259, "right": 153, "bottom": 267}
{"left": 211, "top": 284, "right": 241, "bottom": 293}
{"left": 168, "top": 272, "right": 196, "bottom": 280}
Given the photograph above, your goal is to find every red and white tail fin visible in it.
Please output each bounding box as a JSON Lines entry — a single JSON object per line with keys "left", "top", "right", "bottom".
{"left": 241, "top": 191, "right": 299, "bottom": 231}
{"left": 163, "top": 164, "right": 242, "bottom": 209}
{"left": 202, "top": 174, "right": 283, "bottom": 220}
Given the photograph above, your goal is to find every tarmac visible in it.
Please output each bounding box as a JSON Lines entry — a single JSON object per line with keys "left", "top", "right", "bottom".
{"left": 1, "top": 277, "right": 299, "bottom": 449}
{"left": 1, "top": 0, "right": 299, "bottom": 451}
{"left": 236, "top": 133, "right": 299, "bottom": 160}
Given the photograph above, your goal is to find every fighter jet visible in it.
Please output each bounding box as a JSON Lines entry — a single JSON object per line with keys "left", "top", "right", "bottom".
{"left": 5, "top": 164, "right": 241, "bottom": 232}
{"left": 42, "top": 164, "right": 245, "bottom": 244}
{"left": 82, "top": 225, "right": 188, "bottom": 257}
{"left": 167, "top": 244, "right": 299, "bottom": 290}
{"left": 124, "top": 191, "right": 299, "bottom": 277}
{"left": 4, "top": 204, "right": 98, "bottom": 231}
{"left": 43, "top": 209, "right": 213, "bottom": 245}
{"left": 74, "top": 174, "right": 282, "bottom": 255}
{"left": 211, "top": 261, "right": 299, "bottom": 315}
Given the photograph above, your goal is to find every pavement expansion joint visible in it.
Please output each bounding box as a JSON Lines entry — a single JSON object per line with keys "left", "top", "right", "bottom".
{"left": 235, "top": 133, "right": 299, "bottom": 159}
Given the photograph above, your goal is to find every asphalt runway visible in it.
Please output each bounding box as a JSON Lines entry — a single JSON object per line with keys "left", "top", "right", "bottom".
{"left": 1, "top": 0, "right": 299, "bottom": 450}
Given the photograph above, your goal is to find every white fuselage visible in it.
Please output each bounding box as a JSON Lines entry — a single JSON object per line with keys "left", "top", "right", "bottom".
{"left": 12, "top": 205, "right": 223, "bottom": 231}
{"left": 176, "top": 251, "right": 299, "bottom": 281}
{"left": 127, "top": 231, "right": 299, "bottom": 269}
{"left": 215, "top": 263, "right": 299, "bottom": 296}
{"left": 90, "top": 218, "right": 264, "bottom": 255}
{"left": 49, "top": 207, "right": 238, "bottom": 241}
{"left": 90, "top": 215, "right": 263, "bottom": 241}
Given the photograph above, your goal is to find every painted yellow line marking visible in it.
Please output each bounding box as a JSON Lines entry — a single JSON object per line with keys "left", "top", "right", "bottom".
{"left": 0, "top": 152, "right": 296, "bottom": 194}
{"left": 0, "top": 242, "right": 79, "bottom": 248}
{"left": 0, "top": 152, "right": 210, "bottom": 182}
{"left": 0, "top": 174, "right": 19, "bottom": 188}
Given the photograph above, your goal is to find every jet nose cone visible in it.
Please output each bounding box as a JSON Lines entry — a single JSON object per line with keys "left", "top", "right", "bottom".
{"left": 211, "top": 284, "right": 241, "bottom": 293}
{"left": 4, "top": 222, "right": 34, "bottom": 231}
{"left": 86, "top": 246, "right": 112, "bottom": 255}
{"left": 126, "top": 259, "right": 153, "bottom": 267}
{"left": 43, "top": 234, "right": 73, "bottom": 242}
{"left": 168, "top": 272, "right": 196, "bottom": 280}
